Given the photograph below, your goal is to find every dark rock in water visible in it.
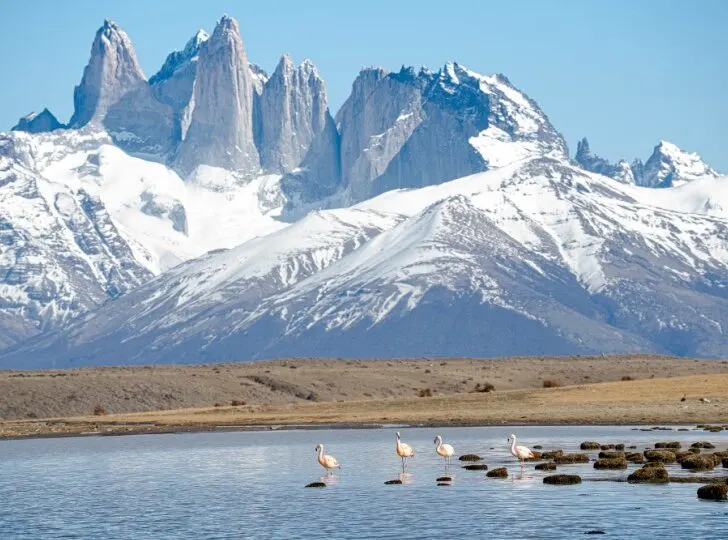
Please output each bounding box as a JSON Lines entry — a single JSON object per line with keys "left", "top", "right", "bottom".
{"left": 554, "top": 453, "right": 590, "bottom": 464}
{"left": 585, "top": 531, "right": 606, "bottom": 535}
{"left": 655, "top": 441, "right": 681, "bottom": 449}
{"left": 626, "top": 452, "right": 645, "bottom": 464}
{"left": 458, "top": 454, "right": 481, "bottom": 461}
{"left": 580, "top": 441, "right": 601, "bottom": 450}
{"left": 436, "top": 476, "right": 453, "bottom": 482}
{"left": 644, "top": 450, "right": 676, "bottom": 463}
{"left": 628, "top": 445, "right": 637, "bottom": 449}
{"left": 543, "top": 474, "right": 581, "bottom": 485}
{"left": 723, "top": 458, "right": 728, "bottom": 468}
{"left": 615, "top": 444, "right": 625, "bottom": 451}
{"left": 305, "top": 482, "right": 326, "bottom": 488}
{"left": 691, "top": 441, "right": 716, "bottom": 449}
{"left": 535, "top": 462, "right": 557, "bottom": 471}
{"left": 675, "top": 451, "right": 696, "bottom": 462}
{"left": 600, "top": 444, "right": 615, "bottom": 450}
{"left": 599, "top": 451, "right": 626, "bottom": 459}
{"left": 628, "top": 465, "right": 668, "bottom": 484}
{"left": 594, "top": 458, "right": 628, "bottom": 470}
{"left": 486, "top": 467, "right": 508, "bottom": 478}
{"left": 463, "top": 464, "right": 488, "bottom": 471}
{"left": 643, "top": 461, "right": 667, "bottom": 469}
{"left": 678, "top": 428, "right": 690, "bottom": 432}
{"left": 541, "top": 449, "right": 564, "bottom": 460}
{"left": 697, "top": 484, "right": 728, "bottom": 501}
{"left": 384, "top": 479, "right": 403, "bottom": 485}
{"left": 713, "top": 451, "right": 728, "bottom": 460}
{"left": 681, "top": 455, "right": 719, "bottom": 470}
{"left": 437, "top": 482, "right": 451, "bottom": 486}
{"left": 533, "top": 445, "right": 543, "bottom": 450}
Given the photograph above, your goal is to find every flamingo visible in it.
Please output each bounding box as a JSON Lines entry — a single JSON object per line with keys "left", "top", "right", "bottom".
{"left": 508, "top": 433, "right": 534, "bottom": 470}
{"left": 434, "top": 435, "right": 455, "bottom": 467}
{"left": 396, "top": 431, "right": 415, "bottom": 472}
{"left": 315, "top": 443, "right": 341, "bottom": 474}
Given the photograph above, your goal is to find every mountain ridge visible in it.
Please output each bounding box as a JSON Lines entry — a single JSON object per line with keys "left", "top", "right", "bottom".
{"left": 1, "top": 15, "right": 726, "bottom": 365}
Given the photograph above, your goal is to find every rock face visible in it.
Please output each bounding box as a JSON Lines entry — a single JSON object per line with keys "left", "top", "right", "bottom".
{"left": 637, "top": 140, "right": 719, "bottom": 188}
{"left": 575, "top": 138, "right": 634, "bottom": 183}
{"left": 575, "top": 138, "right": 719, "bottom": 188}
{"left": 176, "top": 15, "right": 259, "bottom": 174}
{"left": 68, "top": 19, "right": 174, "bottom": 154}
{"left": 11, "top": 109, "right": 64, "bottom": 133}
{"left": 258, "top": 55, "right": 331, "bottom": 173}
{"left": 318, "top": 62, "right": 567, "bottom": 205}
{"left": 149, "top": 30, "right": 209, "bottom": 141}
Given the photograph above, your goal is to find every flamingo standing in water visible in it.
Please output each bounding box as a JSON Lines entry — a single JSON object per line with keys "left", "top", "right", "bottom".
{"left": 315, "top": 444, "right": 341, "bottom": 474}
{"left": 396, "top": 432, "right": 415, "bottom": 472}
{"left": 508, "top": 433, "right": 534, "bottom": 470}
{"left": 434, "top": 435, "right": 455, "bottom": 468}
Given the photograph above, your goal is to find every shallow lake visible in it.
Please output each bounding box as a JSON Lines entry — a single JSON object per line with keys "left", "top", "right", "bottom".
{"left": 1, "top": 425, "right": 727, "bottom": 539}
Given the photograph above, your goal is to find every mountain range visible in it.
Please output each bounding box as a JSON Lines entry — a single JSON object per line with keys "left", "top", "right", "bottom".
{"left": 1, "top": 15, "right": 726, "bottom": 367}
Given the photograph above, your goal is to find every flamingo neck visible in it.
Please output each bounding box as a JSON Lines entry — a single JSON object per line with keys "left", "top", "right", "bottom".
{"left": 317, "top": 446, "right": 324, "bottom": 460}
{"left": 510, "top": 437, "right": 517, "bottom": 454}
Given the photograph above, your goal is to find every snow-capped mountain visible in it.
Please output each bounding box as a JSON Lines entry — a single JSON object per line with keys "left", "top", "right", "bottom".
{"left": 576, "top": 137, "right": 719, "bottom": 188}
{"left": 1, "top": 14, "right": 726, "bottom": 366}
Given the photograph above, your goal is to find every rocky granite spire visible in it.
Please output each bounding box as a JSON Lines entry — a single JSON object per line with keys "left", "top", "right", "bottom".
{"left": 149, "top": 29, "right": 209, "bottom": 140}
{"left": 258, "top": 55, "right": 330, "bottom": 173}
{"left": 12, "top": 109, "right": 64, "bottom": 133}
{"left": 176, "top": 15, "right": 259, "bottom": 175}
{"left": 69, "top": 20, "right": 146, "bottom": 128}
{"left": 68, "top": 19, "right": 174, "bottom": 154}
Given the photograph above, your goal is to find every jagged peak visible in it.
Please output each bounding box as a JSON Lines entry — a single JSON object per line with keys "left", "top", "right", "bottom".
{"left": 149, "top": 28, "right": 209, "bottom": 86}
{"left": 214, "top": 14, "right": 240, "bottom": 36}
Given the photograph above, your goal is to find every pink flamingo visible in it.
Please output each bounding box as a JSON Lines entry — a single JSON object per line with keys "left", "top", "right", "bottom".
{"left": 508, "top": 433, "right": 534, "bottom": 470}
{"left": 396, "top": 431, "right": 415, "bottom": 472}
{"left": 434, "top": 435, "right": 455, "bottom": 468}
{"left": 315, "top": 444, "right": 341, "bottom": 474}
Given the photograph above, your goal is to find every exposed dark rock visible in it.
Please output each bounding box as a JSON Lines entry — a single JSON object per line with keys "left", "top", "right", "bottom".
{"left": 463, "top": 464, "right": 488, "bottom": 471}
{"left": 486, "top": 467, "right": 508, "bottom": 478}
{"left": 535, "top": 462, "right": 557, "bottom": 471}
{"left": 628, "top": 465, "right": 668, "bottom": 484}
{"left": 697, "top": 483, "right": 728, "bottom": 501}
{"left": 458, "top": 454, "right": 481, "bottom": 461}
{"left": 580, "top": 441, "right": 601, "bottom": 450}
{"left": 305, "top": 482, "right": 326, "bottom": 488}
{"left": 543, "top": 474, "right": 582, "bottom": 485}
{"left": 644, "top": 450, "right": 676, "bottom": 463}
{"left": 594, "top": 458, "right": 628, "bottom": 470}
{"left": 554, "top": 453, "right": 590, "bottom": 464}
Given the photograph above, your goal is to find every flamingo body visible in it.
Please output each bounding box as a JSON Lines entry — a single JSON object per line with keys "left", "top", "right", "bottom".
{"left": 434, "top": 435, "right": 455, "bottom": 467}
{"left": 315, "top": 443, "right": 340, "bottom": 472}
{"left": 508, "top": 433, "right": 534, "bottom": 469}
{"left": 396, "top": 431, "right": 415, "bottom": 471}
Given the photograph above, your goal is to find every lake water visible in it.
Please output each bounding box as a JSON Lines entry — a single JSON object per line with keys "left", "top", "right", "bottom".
{"left": 1, "top": 425, "right": 727, "bottom": 539}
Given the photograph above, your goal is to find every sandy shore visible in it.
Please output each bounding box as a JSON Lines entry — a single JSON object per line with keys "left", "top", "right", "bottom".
{"left": 2, "top": 368, "right": 727, "bottom": 440}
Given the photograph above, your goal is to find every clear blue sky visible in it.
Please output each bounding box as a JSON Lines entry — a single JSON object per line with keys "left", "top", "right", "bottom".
{"left": 1, "top": 0, "right": 726, "bottom": 169}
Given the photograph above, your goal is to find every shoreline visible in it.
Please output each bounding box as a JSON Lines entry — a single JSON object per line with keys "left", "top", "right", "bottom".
{"left": 3, "top": 372, "right": 727, "bottom": 441}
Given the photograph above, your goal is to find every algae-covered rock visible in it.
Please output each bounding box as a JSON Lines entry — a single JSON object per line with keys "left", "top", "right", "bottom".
{"left": 486, "top": 467, "right": 508, "bottom": 478}
{"left": 580, "top": 441, "right": 601, "bottom": 450}
{"left": 554, "top": 453, "right": 590, "bottom": 464}
{"left": 627, "top": 465, "right": 668, "bottom": 484}
{"left": 543, "top": 474, "right": 581, "bottom": 485}
{"left": 594, "top": 458, "right": 628, "bottom": 470}
{"left": 644, "top": 450, "right": 676, "bottom": 463}
{"left": 697, "top": 483, "right": 728, "bottom": 501}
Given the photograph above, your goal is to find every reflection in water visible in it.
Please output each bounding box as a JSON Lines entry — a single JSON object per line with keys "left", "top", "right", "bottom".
{"left": 320, "top": 474, "right": 340, "bottom": 486}
{"left": 1, "top": 426, "right": 727, "bottom": 539}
